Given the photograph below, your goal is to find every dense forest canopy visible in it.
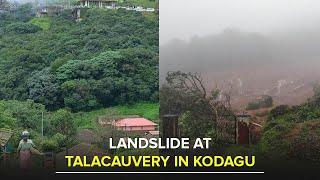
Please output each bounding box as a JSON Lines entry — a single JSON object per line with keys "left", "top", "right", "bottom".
{"left": 0, "top": 4, "right": 159, "bottom": 112}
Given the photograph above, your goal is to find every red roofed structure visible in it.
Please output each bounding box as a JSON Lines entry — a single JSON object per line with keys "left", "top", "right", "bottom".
{"left": 114, "top": 118, "right": 157, "bottom": 132}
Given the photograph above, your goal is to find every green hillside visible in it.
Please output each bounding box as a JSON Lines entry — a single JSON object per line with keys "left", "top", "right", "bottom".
{"left": 258, "top": 93, "right": 320, "bottom": 161}
{"left": 0, "top": 5, "right": 159, "bottom": 112}
{"left": 0, "top": 3, "right": 159, "bottom": 156}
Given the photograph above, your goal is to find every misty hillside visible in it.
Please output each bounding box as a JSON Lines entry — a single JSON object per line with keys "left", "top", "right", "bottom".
{"left": 160, "top": 28, "right": 320, "bottom": 108}
{"left": 160, "top": 28, "right": 320, "bottom": 79}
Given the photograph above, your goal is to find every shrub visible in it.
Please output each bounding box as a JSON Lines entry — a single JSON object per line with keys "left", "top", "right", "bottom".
{"left": 41, "top": 139, "right": 58, "bottom": 152}
{"left": 259, "top": 123, "right": 293, "bottom": 159}
{"left": 5, "top": 22, "right": 41, "bottom": 34}
{"left": 52, "top": 133, "right": 67, "bottom": 149}
{"left": 268, "top": 105, "right": 290, "bottom": 120}
{"left": 246, "top": 95, "right": 273, "bottom": 110}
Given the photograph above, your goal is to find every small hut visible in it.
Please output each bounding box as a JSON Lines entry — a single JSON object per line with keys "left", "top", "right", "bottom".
{"left": 0, "top": 128, "right": 13, "bottom": 166}
{"left": 0, "top": 128, "right": 13, "bottom": 151}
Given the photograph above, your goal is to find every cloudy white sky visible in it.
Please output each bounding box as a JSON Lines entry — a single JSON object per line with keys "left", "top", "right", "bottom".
{"left": 160, "top": 0, "right": 320, "bottom": 45}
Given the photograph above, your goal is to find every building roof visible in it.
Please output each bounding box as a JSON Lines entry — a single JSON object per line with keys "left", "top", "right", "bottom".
{"left": 0, "top": 129, "right": 13, "bottom": 147}
{"left": 115, "top": 118, "right": 157, "bottom": 127}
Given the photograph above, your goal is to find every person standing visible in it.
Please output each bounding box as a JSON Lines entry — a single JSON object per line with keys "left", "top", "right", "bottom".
{"left": 17, "top": 130, "right": 42, "bottom": 169}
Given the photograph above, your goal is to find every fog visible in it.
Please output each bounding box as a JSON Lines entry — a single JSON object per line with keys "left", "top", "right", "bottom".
{"left": 160, "top": 0, "right": 320, "bottom": 45}
{"left": 160, "top": 0, "right": 320, "bottom": 108}
{"left": 160, "top": 28, "right": 320, "bottom": 76}
{"left": 160, "top": 0, "right": 320, "bottom": 76}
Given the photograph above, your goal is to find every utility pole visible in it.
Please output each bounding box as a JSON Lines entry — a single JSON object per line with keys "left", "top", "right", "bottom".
{"left": 41, "top": 111, "right": 44, "bottom": 138}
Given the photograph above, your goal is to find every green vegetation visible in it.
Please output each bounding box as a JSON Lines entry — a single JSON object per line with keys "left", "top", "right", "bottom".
{"left": 0, "top": 3, "right": 159, "bottom": 156}
{"left": 160, "top": 71, "right": 235, "bottom": 142}
{"left": 30, "top": 17, "right": 51, "bottom": 30}
{"left": 258, "top": 90, "right": 320, "bottom": 161}
{"left": 115, "top": 102, "right": 159, "bottom": 121}
{"left": 0, "top": 6, "right": 158, "bottom": 112}
{"left": 73, "top": 102, "right": 159, "bottom": 129}
{"left": 0, "top": 100, "right": 158, "bottom": 153}
{"left": 0, "top": 99, "right": 76, "bottom": 152}
{"left": 230, "top": 88, "right": 320, "bottom": 162}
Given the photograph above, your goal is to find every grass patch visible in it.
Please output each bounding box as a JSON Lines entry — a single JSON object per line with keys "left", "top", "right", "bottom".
{"left": 73, "top": 102, "right": 159, "bottom": 130}
{"left": 115, "top": 102, "right": 159, "bottom": 122}
{"left": 30, "top": 17, "right": 51, "bottom": 30}
{"left": 73, "top": 108, "right": 117, "bottom": 130}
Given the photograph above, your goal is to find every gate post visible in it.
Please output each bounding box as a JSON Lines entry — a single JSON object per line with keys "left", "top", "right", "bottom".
{"left": 236, "top": 114, "right": 251, "bottom": 145}
{"left": 162, "top": 114, "right": 179, "bottom": 138}
{"left": 160, "top": 114, "right": 179, "bottom": 157}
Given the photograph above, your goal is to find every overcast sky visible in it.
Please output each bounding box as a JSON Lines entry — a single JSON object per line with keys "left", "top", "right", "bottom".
{"left": 160, "top": 0, "right": 320, "bottom": 45}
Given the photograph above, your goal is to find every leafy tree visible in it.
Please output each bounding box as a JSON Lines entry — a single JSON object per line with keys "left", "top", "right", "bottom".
{"left": 5, "top": 22, "right": 41, "bottom": 34}
{"left": 0, "top": 100, "right": 45, "bottom": 130}
{"left": 28, "top": 69, "right": 62, "bottom": 110}
{"left": 50, "top": 109, "right": 76, "bottom": 137}
{"left": 15, "top": 3, "right": 35, "bottom": 22}
{"left": 0, "top": 101, "right": 17, "bottom": 128}
{"left": 52, "top": 133, "right": 67, "bottom": 149}
{"left": 61, "top": 79, "right": 100, "bottom": 111}
{"left": 160, "top": 71, "right": 234, "bottom": 141}
{"left": 41, "top": 139, "right": 59, "bottom": 152}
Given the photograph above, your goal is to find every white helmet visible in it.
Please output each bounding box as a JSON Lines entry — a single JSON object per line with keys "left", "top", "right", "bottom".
{"left": 22, "top": 130, "right": 30, "bottom": 136}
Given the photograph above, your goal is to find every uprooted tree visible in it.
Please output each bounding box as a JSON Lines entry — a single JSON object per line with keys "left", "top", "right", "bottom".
{"left": 160, "top": 71, "right": 236, "bottom": 143}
